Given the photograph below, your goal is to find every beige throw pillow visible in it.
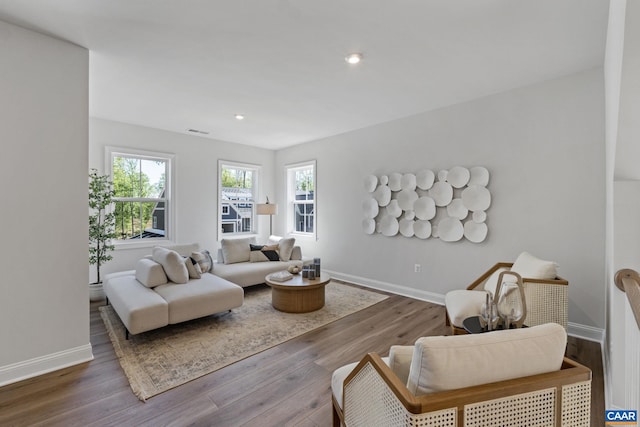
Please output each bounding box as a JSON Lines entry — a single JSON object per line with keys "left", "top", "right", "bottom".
{"left": 152, "top": 247, "right": 189, "bottom": 284}
{"left": 220, "top": 237, "right": 256, "bottom": 264}
{"left": 135, "top": 258, "right": 168, "bottom": 288}
{"left": 184, "top": 257, "right": 202, "bottom": 279}
{"left": 277, "top": 237, "right": 295, "bottom": 261}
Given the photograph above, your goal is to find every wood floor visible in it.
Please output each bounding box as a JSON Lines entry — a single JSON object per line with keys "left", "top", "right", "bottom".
{"left": 0, "top": 285, "right": 604, "bottom": 426}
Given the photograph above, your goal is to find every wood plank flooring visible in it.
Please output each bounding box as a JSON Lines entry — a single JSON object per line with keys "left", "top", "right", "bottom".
{"left": 0, "top": 285, "right": 604, "bottom": 426}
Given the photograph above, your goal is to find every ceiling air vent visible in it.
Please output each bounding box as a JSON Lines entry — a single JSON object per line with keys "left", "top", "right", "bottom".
{"left": 187, "top": 128, "right": 209, "bottom": 135}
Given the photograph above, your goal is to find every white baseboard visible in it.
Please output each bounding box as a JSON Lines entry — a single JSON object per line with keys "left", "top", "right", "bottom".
{"left": 326, "top": 270, "right": 606, "bottom": 340}
{"left": 0, "top": 344, "right": 93, "bottom": 387}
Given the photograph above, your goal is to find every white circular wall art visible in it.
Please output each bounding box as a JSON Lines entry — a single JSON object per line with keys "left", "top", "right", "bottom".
{"left": 401, "top": 173, "right": 417, "bottom": 191}
{"left": 414, "top": 196, "right": 436, "bottom": 220}
{"left": 386, "top": 199, "right": 402, "bottom": 218}
{"left": 363, "top": 166, "right": 490, "bottom": 243}
{"left": 397, "top": 189, "right": 419, "bottom": 211}
{"left": 447, "top": 198, "right": 468, "bottom": 220}
{"left": 399, "top": 219, "right": 415, "bottom": 237}
{"left": 373, "top": 185, "right": 392, "bottom": 206}
{"left": 416, "top": 169, "right": 435, "bottom": 190}
{"left": 468, "top": 166, "right": 490, "bottom": 186}
{"left": 380, "top": 215, "right": 400, "bottom": 236}
{"left": 388, "top": 173, "right": 402, "bottom": 191}
{"left": 362, "top": 198, "right": 379, "bottom": 219}
{"left": 464, "top": 221, "right": 488, "bottom": 243}
{"left": 362, "top": 219, "right": 376, "bottom": 235}
{"left": 414, "top": 220, "right": 432, "bottom": 239}
{"left": 428, "top": 181, "right": 453, "bottom": 207}
{"left": 438, "top": 217, "right": 464, "bottom": 242}
{"left": 364, "top": 175, "right": 378, "bottom": 193}
{"left": 447, "top": 166, "right": 470, "bottom": 189}
{"left": 461, "top": 185, "right": 491, "bottom": 211}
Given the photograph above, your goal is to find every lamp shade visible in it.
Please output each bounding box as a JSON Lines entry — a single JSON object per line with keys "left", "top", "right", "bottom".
{"left": 256, "top": 203, "right": 278, "bottom": 215}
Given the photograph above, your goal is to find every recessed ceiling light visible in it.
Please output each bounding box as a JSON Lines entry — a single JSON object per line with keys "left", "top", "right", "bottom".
{"left": 235, "top": 114, "right": 245, "bottom": 120}
{"left": 345, "top": 53, "right": 363, "bottom": 65}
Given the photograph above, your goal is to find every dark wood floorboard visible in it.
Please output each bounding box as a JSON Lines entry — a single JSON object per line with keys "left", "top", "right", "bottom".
{"left": 0, "top": 286, "right": 604, "bottom": 427}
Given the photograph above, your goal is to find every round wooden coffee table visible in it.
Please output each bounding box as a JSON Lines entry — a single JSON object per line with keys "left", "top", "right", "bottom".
{"left": 265, "top": 272, "right": 331, "bottom": 313}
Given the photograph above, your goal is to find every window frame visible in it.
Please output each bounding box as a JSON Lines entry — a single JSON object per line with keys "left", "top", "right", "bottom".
{"left": 218, "top": 160, "right": 261, "bottom": 239}
{"left": 106, "top": 146, "right": 175, "bottom": 249}
{"left": 286, "top": 160, "right": 316, "bottom": 239}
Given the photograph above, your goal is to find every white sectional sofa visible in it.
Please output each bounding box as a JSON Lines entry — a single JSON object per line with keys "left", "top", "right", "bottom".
{"left": 103, "top": 237, "right": 310, "bottom": 338}
{"left": 104, "top": 243, "right": 244, "bottom": 339}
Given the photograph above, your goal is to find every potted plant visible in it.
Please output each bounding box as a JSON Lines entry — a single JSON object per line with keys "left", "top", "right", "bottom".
{"left": 89, "top": 168, "right": 116, "bottom": 301}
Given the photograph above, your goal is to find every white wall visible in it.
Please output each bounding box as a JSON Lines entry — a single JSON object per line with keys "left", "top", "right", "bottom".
{"left": 276, "top": 68, "right": 606, "bottom": 334}
{"left": 89, "top": 118, "right": 276, "bottom": 276}
{"left": 0, "top": 21, "right": 92, "bottom": 385}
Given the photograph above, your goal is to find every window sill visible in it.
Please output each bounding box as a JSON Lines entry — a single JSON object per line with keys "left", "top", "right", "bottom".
{"left": 114, "top": 239, "right": 174, "bottom": 251}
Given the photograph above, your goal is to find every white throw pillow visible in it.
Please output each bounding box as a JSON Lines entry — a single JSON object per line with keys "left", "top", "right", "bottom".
{"left": 135, "top": 258, "right": 168, "bottom": 288}
{"left": 511, "top": 251, "right": 558, "bottom": 280}
{"left": 277, "top": 237, "right": 296, "bottom": 261}
{"left": 406, "top": 323, "right": 566, "bottom": 396}
{"left": 184, "top": 256, "right": 202, "bottom": 279}
{"left": 220, "top": 237, "right": 256, "bottom": 264}
{"left": 152, "top": 247, "right": 189, "bottom": 284}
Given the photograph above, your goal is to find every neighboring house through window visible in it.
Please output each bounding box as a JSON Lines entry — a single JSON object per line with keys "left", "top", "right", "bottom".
{"left": 219, "top": 161, "right": 259, "bottom": 236}
{"left": 286, "top": 160, "right": 316, "bottom": 237}
{"left": 107, "top": 147, "right": 173, "bottom": 245}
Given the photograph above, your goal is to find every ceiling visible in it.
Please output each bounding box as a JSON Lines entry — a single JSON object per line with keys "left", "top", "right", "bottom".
{"left": 0, "top": 0, "right": 609, "bottom": 150}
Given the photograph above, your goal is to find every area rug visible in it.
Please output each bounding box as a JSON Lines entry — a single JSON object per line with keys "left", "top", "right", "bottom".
{"left": 99, "top": 281, "right": 387, "bottom": 401}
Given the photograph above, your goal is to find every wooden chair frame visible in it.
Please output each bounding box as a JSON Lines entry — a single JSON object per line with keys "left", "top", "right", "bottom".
{"left": 333, "top": 353, "right": 591, "bottom": 427}
{"left": 446, "top": 262, "right": 569, "bottom": 335}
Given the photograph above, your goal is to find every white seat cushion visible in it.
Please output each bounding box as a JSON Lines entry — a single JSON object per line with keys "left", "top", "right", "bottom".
{"left": 444, "top": 289, "right": 487, "bottom": 327}
{"left": 331, "top": 357, "right": 390, "bottom": 410}
{"left": 407, "top": 323, "right": 566, "bottom": 395}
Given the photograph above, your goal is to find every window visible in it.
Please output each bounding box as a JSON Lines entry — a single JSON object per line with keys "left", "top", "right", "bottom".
{"left": 219, "top": 161, "right": 259, "bottom": 236}
{"left": 108, "top": 147, "right": 173, "bottom": 244}
{"left": 287, "top": 161, "right": 315, "bottom": 236}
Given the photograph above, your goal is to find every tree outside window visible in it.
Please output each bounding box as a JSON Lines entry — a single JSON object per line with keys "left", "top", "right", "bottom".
{"left": 110, "top": 151, "right": 170, "bottom": 241}
{"left": 219, "top": 162, "right": 258, "bottom": 235}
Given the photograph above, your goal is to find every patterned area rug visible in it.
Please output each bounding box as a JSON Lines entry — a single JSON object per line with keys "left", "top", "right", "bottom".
{"left": 99, "top": 281, "right": 387, "bottom": 401}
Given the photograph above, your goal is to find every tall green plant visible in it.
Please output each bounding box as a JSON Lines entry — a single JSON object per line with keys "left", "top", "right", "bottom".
{"left": 89, "top": 169, "right": 116, "bottom": 284}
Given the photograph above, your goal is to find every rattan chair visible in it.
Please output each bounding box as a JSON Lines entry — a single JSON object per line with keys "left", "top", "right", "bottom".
{"left": 445, "top": 257, "right": 568, "bottom": 334}
{"left": 332, "top": 353, "right": 591, "bottom": 427}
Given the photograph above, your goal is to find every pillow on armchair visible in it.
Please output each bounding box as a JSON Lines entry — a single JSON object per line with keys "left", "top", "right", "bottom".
{"left": 483, "top": 251, "right": 558, "bottom": 296}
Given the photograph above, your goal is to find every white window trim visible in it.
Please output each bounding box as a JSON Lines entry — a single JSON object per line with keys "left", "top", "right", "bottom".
{"left": 106, "top": 146, "right": 175, "bottom": 250}
{"left": 286, "top": 160, "right": 317, "bottom": 240}
{"left": 218, "top": 159, "right": 261, "bottom": 240}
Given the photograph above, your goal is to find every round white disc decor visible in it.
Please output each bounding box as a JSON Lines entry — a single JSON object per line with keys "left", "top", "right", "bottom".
{"left": 397, "top": 189, "right": 419, "bottom": 211}
{"left": 429, "top": 181, "right": 453, "bottom": 207}
{"left": 437, "top": 169, "right": 448, "bottom": 182}
{"left": 447, "top": 198, "right": 468, "bottom": 220}
{"left": 414, "top": 220, "right": 432, "bottom": 239}
{"left": 362, "top": 198, "right": 379, "bottom": 219}
{"left": 399, "top": 219, "right": 415, "bottom": 237}
{"left": 416, "top": 169, "right": 435, "bottom": 190}
{"left": 388, "top": 173, "right": 402, "bottom": 191}
{"left": 364, "top": 175, "right": 378, "bottom": 193}
{"left": 380, "top": 215, "right": 400, "bottom": 236}
{"left": 414, "top": 196, "right": 436, "bottom": 220}
{"left": 461, "top": 185, "right": 491, "bottom": 211}
{"left": 438, "top": 217, "right": 464, "bottom": 242}
{"left": 362, "top": 218, "right": 376, "bottom": 235}
{"left": 386, "top": 199, "right": 402, "bottom": 218}
{"left": 472, "top": 210, "right": 487, "bottom": 223}
{"left": 464, "top": 221, "right": 488, "bottom": 243}
{"left": 379, "top": 175, "right": 389, "bottom": 185}
{"left": 404, "top": 210, "right": 415, "bottom": 220}
{"left": 401, "top": 173, "right": 417, "bottom": 191}
{"left": 373, "top": 184, "right": 392, "bottom": 206}
{"left": 447, "top": 166, "right": 470, "bottom": 188}
{"left": 468, "top": 166, "right": 490, "bottom": 186}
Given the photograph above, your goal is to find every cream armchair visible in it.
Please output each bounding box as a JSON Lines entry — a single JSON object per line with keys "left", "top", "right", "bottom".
{"left": 331, "top": 324, "right": 591, "bottom": 427}
{"left": 444, "top": 252, "right": 568, "bottom": 334}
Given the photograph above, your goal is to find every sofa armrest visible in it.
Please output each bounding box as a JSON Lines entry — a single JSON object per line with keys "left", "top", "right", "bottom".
{"left": 388, "top": 345, "right": 413, "bottom": 385}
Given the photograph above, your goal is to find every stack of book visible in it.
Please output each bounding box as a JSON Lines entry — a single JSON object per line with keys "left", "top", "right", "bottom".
{"left": 269, "top": 271, "right": 293, "bottom": 282}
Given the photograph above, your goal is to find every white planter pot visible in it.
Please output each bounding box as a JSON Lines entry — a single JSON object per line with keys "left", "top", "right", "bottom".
{"left": 89, "top": 283, "right": 105, "bottom": 302}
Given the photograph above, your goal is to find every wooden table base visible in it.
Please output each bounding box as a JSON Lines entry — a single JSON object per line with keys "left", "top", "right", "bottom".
{"left": 265, "top": 272, "right": 330, "bottom": 313}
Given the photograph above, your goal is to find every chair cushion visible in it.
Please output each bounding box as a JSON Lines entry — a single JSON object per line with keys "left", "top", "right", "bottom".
{"left": 444, "top": 289, "right": 487, "bottom": 328}
{"left": 152, "top": 247, "right": 189, "bottom": 284}
{"left": 511, "top": 251, "right": 558, "bottom": 280}
{"left": 135, "top": 258, "right": 168, "bottom": 288}
{"left": 331, "top": 357, "right": 390, "bottom": 410}
{"left": 406, "top": 323, "right": 566, "bottom": 396}
{"left": 220, "top": 237, "right": 256, "bottom": 264}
